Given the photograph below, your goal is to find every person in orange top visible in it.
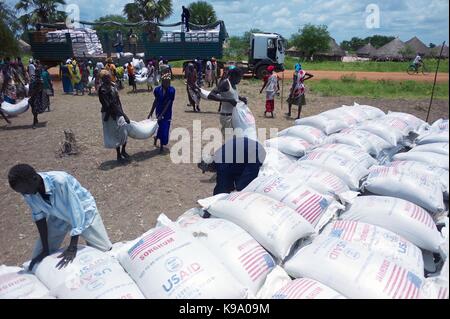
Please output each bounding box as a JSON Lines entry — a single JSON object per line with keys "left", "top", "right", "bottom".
{"left": 104, "top": 58, "right": 117, "bottom": 83}
{"left": 127, "top": 63, "right": 137, "bottom": 93}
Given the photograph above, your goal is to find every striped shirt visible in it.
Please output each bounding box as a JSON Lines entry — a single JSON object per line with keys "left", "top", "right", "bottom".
{"left": 23, "top": 172, "right": 97, "bottom": 236}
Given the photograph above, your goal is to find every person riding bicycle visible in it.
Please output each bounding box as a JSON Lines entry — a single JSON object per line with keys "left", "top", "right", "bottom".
{"left": 412, "top": 53, "right": 423, "bottom": 72}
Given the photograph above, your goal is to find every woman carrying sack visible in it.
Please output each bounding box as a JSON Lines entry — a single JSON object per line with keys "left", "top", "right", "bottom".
{"left": 98, "top": 71, "right": 131, "bottom": 163}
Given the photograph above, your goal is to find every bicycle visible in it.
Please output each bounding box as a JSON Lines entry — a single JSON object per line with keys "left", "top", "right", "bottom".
{"left": 407, "top": 63, "right": 429, "bottom": 75}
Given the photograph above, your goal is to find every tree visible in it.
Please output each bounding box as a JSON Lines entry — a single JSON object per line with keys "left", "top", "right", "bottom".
{"left": 399, "top": 45, "right": 415, "bottom": 59}
{"left": 429, "top": 43, "right": 436, "bottom": 48}
{"left": 0, "top": 21, "right": 20, "bottom": 57}
{"left": 123, "top": 0, "right": 173, "bottom": 41}
{"left": 0, "top": 1, "right": 21, "bottom": 35}
{"left": 340, "top": 37, "right": 367, "bottom": 52}
{"left": 188, "top": 1, "right": 217, "bottom": 25}
{"left": 93, "top": 15, "right": 136, "bottom": 38}
{"left": 15, "top": 0, "right": 66, "bottom": 31}
{"left": 364, "top": 35, "right": 395, "bottom": 48}
{"left": 291, "top": 24, "right": 330, "bottom": 59}
{"left": 224, "top": 29, "right": 263, "bottom": 59}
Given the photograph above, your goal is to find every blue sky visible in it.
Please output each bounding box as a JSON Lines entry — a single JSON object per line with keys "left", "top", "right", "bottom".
{"left": 6, "top": 0, "right": 449, "bottom": 45}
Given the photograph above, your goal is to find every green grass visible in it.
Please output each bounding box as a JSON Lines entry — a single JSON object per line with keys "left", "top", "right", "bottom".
{"left": 284, "top": 56, "right": 449, "bottom": 73}
{"left": 308, "top": 78, "right": 449, "bottom": 100}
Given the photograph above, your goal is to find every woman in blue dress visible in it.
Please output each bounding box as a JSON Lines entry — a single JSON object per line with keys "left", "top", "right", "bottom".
{"left": 60, "top": 60, "right": 73, "bottom": 94}
{"left": 148, "top": 73, "right": 175, "bottom": 154}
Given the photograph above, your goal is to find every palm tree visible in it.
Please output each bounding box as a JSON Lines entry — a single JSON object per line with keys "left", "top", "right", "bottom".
{"left": 188, "top": 1, "right": 217, "bottom": 25}
{"left": 123, "top": 0, "right": 173, "bottom": 41}
{"left": 15, "top": 0, "right": 66, "bottom": 31}
{"left": 0, "top": 1, "right": 20, "bottom": 33}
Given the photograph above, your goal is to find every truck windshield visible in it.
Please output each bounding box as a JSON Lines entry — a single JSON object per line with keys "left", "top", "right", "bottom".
{"left": 277, "top": 39, "right": 285, "bottom": 53}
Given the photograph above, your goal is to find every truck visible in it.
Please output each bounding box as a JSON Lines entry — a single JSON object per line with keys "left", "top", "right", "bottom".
{"left": 27, "top": 20, "right": 287, "bottom": 79}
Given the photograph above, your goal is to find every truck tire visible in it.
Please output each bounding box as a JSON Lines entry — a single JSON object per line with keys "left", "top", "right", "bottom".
{"left": 256, "top": 65, "right": 269, "bottom": 79}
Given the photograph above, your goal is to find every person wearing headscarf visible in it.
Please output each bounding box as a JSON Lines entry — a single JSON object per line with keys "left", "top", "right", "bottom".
{"left": 29, "top": 67, "right": 49, "bottom": 129}
{"left": 68, "top": 59, "right": 83, "bottom": 95}
{"left": 185, "top": 62, "right": 201, "bottom": 112}
{"left": 104, "top": 58, "right": 118, "bottom": 83}
{"left": 98, "top": 71, "right": 131, "bottom": 162}
{"left": 286, "top": 63, "right": 314, "bottom": 119}
{"left": 260, "top": 65, "right": 279, "bottom": 118}
{"left": 60, "top": 59, "right": 73, "bottom": 94}
{"left": 148, "top": 73, "right": 175, "bottom": 154}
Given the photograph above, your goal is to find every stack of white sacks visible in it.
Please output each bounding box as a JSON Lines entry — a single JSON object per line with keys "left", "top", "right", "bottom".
{"left": 1, "top": 103, "right": 448, "bottom": 299}
{"left": 123, "top": 58, "right": 153, "bottom": 85}
{"left": 46, "top": 28, "right": 103, "bottom": 57}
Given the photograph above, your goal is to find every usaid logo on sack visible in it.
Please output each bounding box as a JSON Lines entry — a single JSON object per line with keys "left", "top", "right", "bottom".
{"left": 165, "top": 257, "right": 184, "bottom": 272}
{"left": 343, "top": 248, "right": 361, "bottom": 260}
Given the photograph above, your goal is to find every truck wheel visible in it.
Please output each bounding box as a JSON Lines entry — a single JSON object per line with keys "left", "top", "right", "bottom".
{"left": 256, "top": 65, "right": 269, "bottom": 79}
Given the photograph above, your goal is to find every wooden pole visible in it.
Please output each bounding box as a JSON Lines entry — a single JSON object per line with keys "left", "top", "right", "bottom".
{"left": 426, "top": 41, "right": 445, "bottom": 122}
{"left": 281, "top": 71, "right": 285, "bottom": 111}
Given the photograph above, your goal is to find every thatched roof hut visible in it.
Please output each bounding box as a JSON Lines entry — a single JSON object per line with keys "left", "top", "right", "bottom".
{"left": 286, "top": 46, "right": 301, "bottom": 57}
{"left": 356, "top": 43, "right": 377, "bottom": 58}
{"left": 315, "top": 38, "right": 345, "bottom": 61}
{"left": 430, "top": 44, "right": 449, "bottom": 59}
{"left": 373, "top": 37, "right": 406, "bottom": 60}
{"left": 405, "top": 36, "right": 430, "bottom": 56}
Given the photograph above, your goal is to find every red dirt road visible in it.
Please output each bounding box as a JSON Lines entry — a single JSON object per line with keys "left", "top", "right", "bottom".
{"left": 49, "top": 67, "right": 448, "bottom": 83}
{"left": 171, "top": 68, "right": 449, "bottom": 83}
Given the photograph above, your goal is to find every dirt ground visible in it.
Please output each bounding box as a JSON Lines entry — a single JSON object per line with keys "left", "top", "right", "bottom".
{"left": 0, "top": 78, "right": 448, "bottom": 266}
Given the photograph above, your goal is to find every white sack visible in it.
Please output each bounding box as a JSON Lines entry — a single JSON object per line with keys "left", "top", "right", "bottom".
{"left": 282, "top": 162, "right": 357, "bottom": 202}
{"left": 127, "top": 119, "right": 159, "bottom": 140}
{"left": 410, "top": 143, "right": 449, "bottom": 156}
{"left": 417, "top": 132, "right": 449, "bottom": 145}
{"left": 320, "top": 220, "right": 424, "bottom": 275}
{"left": 255, "top": 266, "right": 292, "bottom": 299}
{"left": 232, "top": 102, "right": 257, "bottom": 140}
{"left": 386, "top": 161, "right": 448, "bottom": 199}
{"left": 258, "top": 147, "right": 297, "bottom": 177}
{"left": 352, "top": 103, "right": 386, "bottom": 119}
{"left": 34, "top": 246, "right": 145, "bottom": 299}
{"left": 392, "top": 151, "right": 449, "bottom": 170}
{"left": 0, "top": 265, "right": 50, "bottom": 299}
{"left": 340, "top": 196, "right": 444, "bottom": 252}
{"left": 278, "top": 125, "right": 326, "bottom": 145}
{"left": 386, "top": 112, "right": 426, "bottom": 132}
{"left": 294, "top": 115, "right": 348, "bottom": 135}
{"left": 272, "top": 278, "right": 346, "bottom": 299}
{"left": 299, "top": 151, "right": 369, "bottom": 190}
{"left": 198, "top": 192, "right": 315, "bottom": 260}
{"left": 284, "top": 237, "right": 424, "bottom": 299}
{"left": 308, "top": 143, "right": 377, "bottom": 169}
{"left": 362, "top": 166, "right": 445, "bottom": 214}
{"left": 0, "top": 98, "right": 29, "bottom": 116}
{"left": 243, "top": 174, "right": 344, "bottom": 230}
{"left": 264, "top": 136, "right": 311, "bottom": 157}
{"left": 118, "top": 217, "right": 249, "bottom": 299}
{"left": 176, "top": 214, "right": 276, "bottom": 295}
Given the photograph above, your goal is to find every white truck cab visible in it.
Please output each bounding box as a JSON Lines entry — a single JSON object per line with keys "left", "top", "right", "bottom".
{"left": 249, "top": 33, "right": 286, "bottom": 78}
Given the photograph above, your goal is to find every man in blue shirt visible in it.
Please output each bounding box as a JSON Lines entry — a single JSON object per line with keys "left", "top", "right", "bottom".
{"left": 198, "top": 136, "right": 266, "bottom": 195}
{"left": 148, "top": 73, "right": 175, "bottom": 153}
{"left": 8, "top": 164, "right": 112, "bottom": 270}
